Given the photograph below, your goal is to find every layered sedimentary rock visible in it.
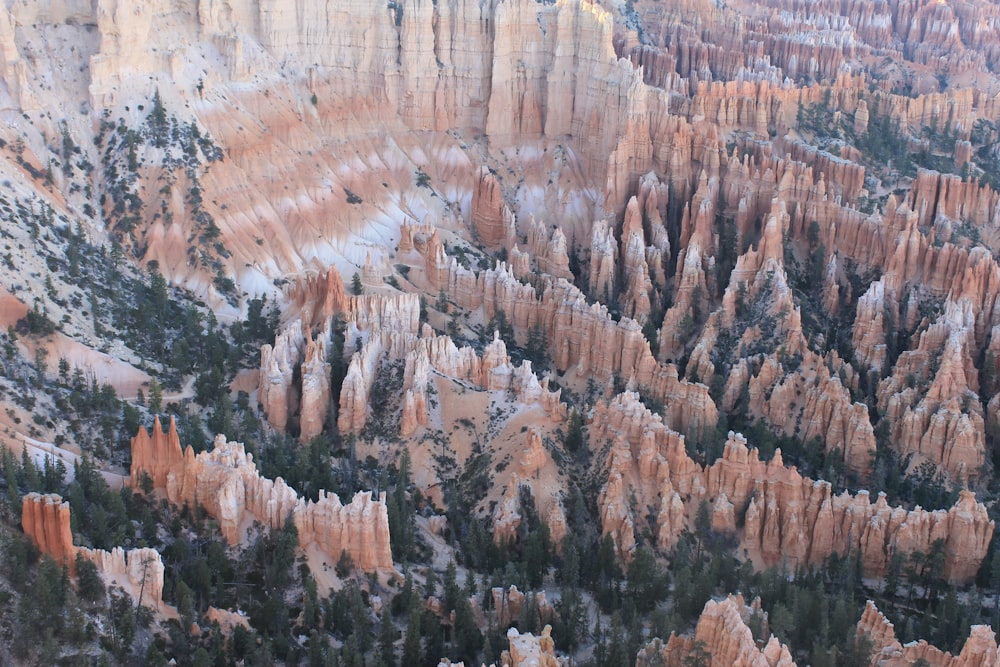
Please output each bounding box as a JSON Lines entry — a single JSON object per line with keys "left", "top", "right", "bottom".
{"left": 131, "top": 432, "right": 394, "bottom": 573}
{"left": 259, "top": 289, "right": 426, "bottom": 437}
{"left": 741, "top": 351, "right": 877, "bottom": 477}
{"left": 589, "top": 220, "right": 617, "bottom": 302}
{"left": 21, "top": 492, "right": 75, "bottom": 568}
{"left": 258, "top": 322, "right": 306, "bottom": 432}
{"left": 853, "top": 280, "right": 890, "bottom": 373}
{"left": 21, "top": 493, "right": 166, "bottom": 610}
{"left": 524, "top": 217, "right": 573, "bottom": 282}
{"left": 10, "top": 5, "right": 1000, "bottom": 665}
{"left": 420, "top": 256, "right": 717, "bottom": 440}
{"left": 742, "top": 474, "right": 992, "bottom": 582}
{"left": 398, "top": 332, "right": 566, "bottom": 438}
{"left": 471, "top": 167, "right": 516, "bottom": 250}
{"left": 129, "top": 415, "right": 184, "bottom": 489}
{"left": 592, "top": 392, "right": 993, "bottom": 582}
{"left": 298, "top": 333, "right": 331, "bottom": 442}
{"left": 337, "top": 332, "right": 389, "bottom": 434}
{"left": 877, "top": 299, "right": 987, "bottom": 480}
{"left": 289, "top": 269, "right": 349, "bottom": 329}
{"left": 857, "top": 600, "right": 1000, "bottom": 666}
{"left": 636, "top": 595, "right": 795, "bottom": 667}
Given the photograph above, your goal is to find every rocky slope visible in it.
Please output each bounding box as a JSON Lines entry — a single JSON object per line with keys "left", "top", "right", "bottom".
{"left": 1, "top": 0, "right": 1000, "bottom": 664}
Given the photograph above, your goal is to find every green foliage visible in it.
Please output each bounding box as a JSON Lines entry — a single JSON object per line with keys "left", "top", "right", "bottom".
{"left": 67, "top": 456, "right": 131, "bottom": 550}
{"left": 16, "top": 304, "right": 57, "bottom": 336}
{"left": 387, "top": 450, "right": 419, "bottom": 561}
{"left": 75, "top": 553, "right": 106, "bottom": 603}
{"left": 147, "top": 89, "right": 169, "bottom": 148}
{"left": 626, "top": 545, "right": 669, "bottom": 613}
{"left": 564, "top": 409, "right": 585, "bottom": 453}
{"left": 525, "top": 324, "right": 550, "bottom": 370}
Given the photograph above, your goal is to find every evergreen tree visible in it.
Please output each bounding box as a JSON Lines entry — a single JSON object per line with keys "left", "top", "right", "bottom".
{"left": 75, "top": 553, "right": 106, "bottom": 603}
{"left": 453, "top": 597, "right": 483, "bottom": 665}
{"left": 148, "top": 379, "right": 163, "bottom": 415}
{"left": 379, "top": 610, "right": 397, "bottom": 667}
{"left": 402, "top": 608, "right": 422, "bottom": 666}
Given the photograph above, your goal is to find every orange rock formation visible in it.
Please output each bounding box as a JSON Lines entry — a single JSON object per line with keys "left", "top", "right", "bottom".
{"left": 857, "top": 600, "right": 1000, "bottom": 666}
{"left": 636, "top": 595, "right": 795, "bottom": 667}
{"left": 21, "top": 493, "right": 166, "bottom": 610}
{"left": 592, "top": 392, "right": 993, "bottom": 582}
{"left": 438, "top": 625, "right": 563, "bottom": 667}
{"left": 131, "top": 431, "right": 394, "bottom": 573}
{"left": 129, "top": 415, "right": 184, "bottom": 490}
{"left": 21, "top": 492, "right": 74, "bottom": 568}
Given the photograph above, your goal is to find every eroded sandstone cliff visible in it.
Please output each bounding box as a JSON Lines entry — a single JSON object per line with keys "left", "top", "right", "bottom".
{"left": 857, "top": 600, "right": 1000, "bottom": 666}
{"left": 593, "top": 391, "right": 993, "bottom": 582}
{"left": 636, "top": 595, "right": 795, "bottom": 667}
{"left": 130, "top": 430, "right": 394, "bottom": 573}
{"left": 21, "top": 492, "right": 166, "bottom": 610}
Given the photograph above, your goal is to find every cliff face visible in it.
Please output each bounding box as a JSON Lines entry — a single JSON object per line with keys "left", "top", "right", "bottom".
{"left": 131, "top": 431, "right": 394, "bottom": 573}
{"left": 298, "top": 332, "right": 331, "bottom": 442}
{"left": 21, "top": 492, "right": 75, "bottom": 568}
{"left": 51, "top": 0, "right": 649, "bottom": 297}
{"left": 258, "top": 323, "right": 306, "bottom": 434}
{"left": 21, "top": 493, "right": 167, "bottom": 610}
{"left": 592, "top": 391, "right": 993, "bottom": 582}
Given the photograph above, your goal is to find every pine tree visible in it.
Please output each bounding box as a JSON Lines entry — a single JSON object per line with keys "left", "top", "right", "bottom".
{"left": 148, "top": 89, "right": 169, "bottom": 148}
{"left": 379, "top": 610, "right": 397, "bottom": 667}
{"left": 401, "top": 609, "right": 421, "bottom": 666}
{"left": 148, "top": 379, "right": 163, "bottom": 414}
{"left": 443, "top": 560, "right": 460, "bottom": 612}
